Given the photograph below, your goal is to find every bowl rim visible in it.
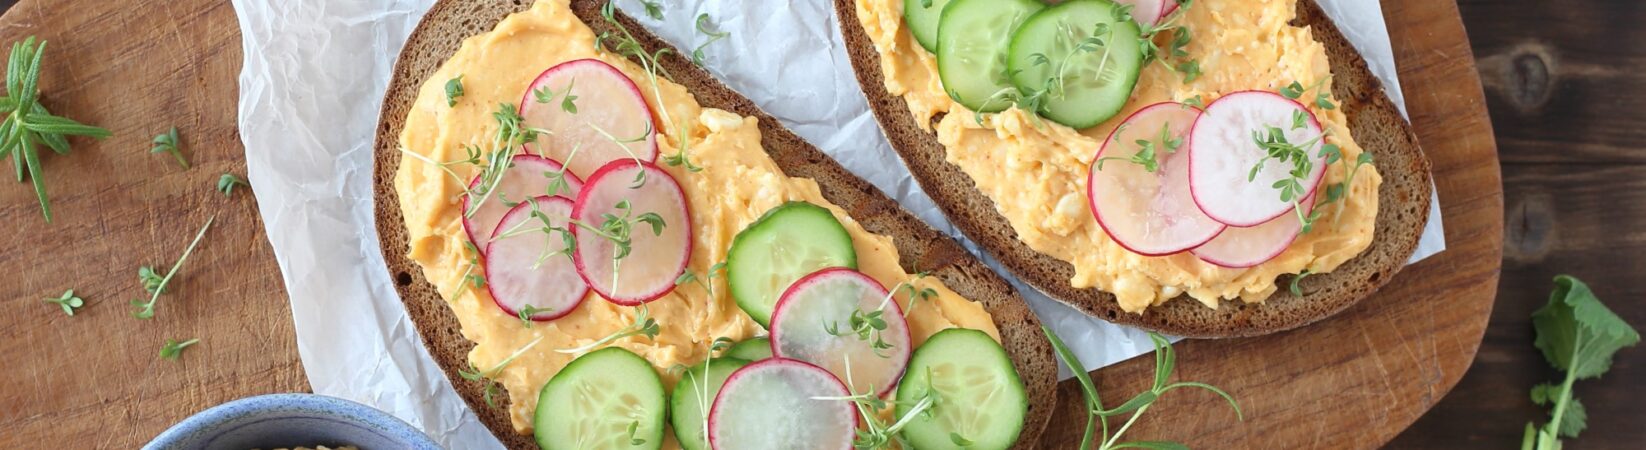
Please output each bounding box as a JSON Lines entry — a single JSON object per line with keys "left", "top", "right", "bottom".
{"left": 144, "top": 393, "right": 442, "bottom": 450}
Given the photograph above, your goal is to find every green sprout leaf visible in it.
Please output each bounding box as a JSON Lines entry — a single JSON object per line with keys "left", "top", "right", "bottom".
{"left": 159, "top": 338, "right": 200, "bottom": 361}
{"left": 43, "top": 289, "right": 85, "bottom": 316}
{"left": 217, "top": 173, "right": 249, "bottom": 196}
{"left": 151, "top": 127, "right": 189, "bottom": 170}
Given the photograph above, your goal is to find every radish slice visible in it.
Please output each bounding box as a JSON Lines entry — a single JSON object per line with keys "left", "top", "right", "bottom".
{"left": 1116, "top": 0, "right": 1169, "bottom": 28}
{"left": 571, "top": 160, "right": 691, "bottom": 306}
{"left": 1088, "top": 102, "right": 1224, "bottom": 256}
{"left": 1193, "top": 193, "right": 1316, "bottom": 268}
{"left": 769, "top": 268, "right": 912, "bottom": 398}
{"left": 1189, "top": 91, "right": 1327, "bottom": 227}
{"left": 483, "top": 196, "right": 587, "bottom": 321}
{"left": 709, "top": 358, "right": 857, "bottom": 450}
{"left": 519, "top": 59, "right": 659, "bottom": 180}
{"left": 461, "top": 155, "right": 583, "bottom": 249}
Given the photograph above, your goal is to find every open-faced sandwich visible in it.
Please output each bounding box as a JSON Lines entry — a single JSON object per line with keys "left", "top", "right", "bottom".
{"left": 837, "top": 0, "right": 1433, "bottom": 337}
{"left": 373, "top": 0, "right": 1058, "bottom": 448}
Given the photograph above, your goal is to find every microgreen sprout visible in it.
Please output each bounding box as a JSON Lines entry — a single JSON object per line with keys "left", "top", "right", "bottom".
{"left": 691, "top": 14, "right": 730, "bottom": 65}
{"left": 1045, "top": 326, "right": 1241, "bottom": 450}
{"left": 159, "top": 338, "right": 200, "bottom": 361}
{"left": 810, "top": 355, "right": 935, "bottom": 449}
{"left": 131, "top": 215, "right": 216, "bottom": 320}
{"left": 460, "top": 336, "right": 544, "bottom": 408}
{"left": 445, "top": 75, "right": 464, "bottom": 107}
{"left": 556, "top": 305, "right": 660, "bottom": 355}
{"left": 151, "top": 127, "right": 189, "bottom": 170}
{"left": 44, "top": 289, "right": 84, "bottom": 316}
{"left": 217, "top": 173, "right": 248, "bottom": 196}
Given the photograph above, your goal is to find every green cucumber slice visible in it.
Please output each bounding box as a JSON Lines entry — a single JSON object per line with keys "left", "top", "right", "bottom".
{"left": 903, "top": 0, "right": 956, "bottom": 53}
{"left": 533, "top": 347, "right": 666, "bottom": 450}
{"left": 1008, "top": 0, "right": 1144, "bottom": 129}
{"left": 724, "top": 338, "right": 773, "bottom": 361}
{"left": 936, "top": 0, "right": 1045, "bottom": 113}
{"left": 897, "top": 328, "right": 1028, "bottom": 450}
{"left": 669, "top": 358, "right": 749, "bottom": 450}
{"left": 726, "top": 202, "right": 857, "bottom": 327}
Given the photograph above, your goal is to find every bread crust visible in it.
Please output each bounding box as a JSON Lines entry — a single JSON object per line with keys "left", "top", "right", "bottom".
{"left": 833, "top": 0, "right": 1433, "bottom": 338}
{"left": 371, "top": 1, "right": 1058, "bottom": 447}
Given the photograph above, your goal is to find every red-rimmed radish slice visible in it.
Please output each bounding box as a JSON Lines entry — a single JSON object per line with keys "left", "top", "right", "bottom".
{"left": 520, "top": 58, "right": 659, "bottom": 180}
{"left": 1088, "top": 102, "right": 1224, "bottom": 256}
{"left": 768, "top": 268, "right": 911, "bottom": 398}
{"left": 1193, "top": 193, "right": 1316, "bottom": 268}
{"left": 1116, "top": 0, "right": 1169, "bottom": 28}
{"left": 461, "top": 155, "right": 583, "bottom": 248}
{"left": 1189, "top": 90, "right": 1327, "bottom": 227}
{"left": 483, "top": 196, "right": 587, "bottom": 321}
{"left": 709, "top": 358, "right": 857, "bottom": 450}
{"left": 571, "top": 160, "right": 691, "bottom": 306}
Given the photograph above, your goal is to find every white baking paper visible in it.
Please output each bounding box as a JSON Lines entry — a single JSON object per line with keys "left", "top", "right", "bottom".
{"left": 231, "top": 1, "right": 1446, "bottom": 448}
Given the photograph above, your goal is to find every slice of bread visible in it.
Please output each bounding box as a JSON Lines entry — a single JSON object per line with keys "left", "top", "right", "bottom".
{"left": 371, "top": 1, "right": 1058, "bottom": 448}
{"left": 834, "top": 0, "right": 1433, "bottom": 338}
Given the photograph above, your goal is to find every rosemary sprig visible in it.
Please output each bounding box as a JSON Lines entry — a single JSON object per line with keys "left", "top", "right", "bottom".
{"left": 131, "top": 215, "right": 216, "bottom": 319}
{"left": 0, "top": 37, "right": 113, "bottom": 222}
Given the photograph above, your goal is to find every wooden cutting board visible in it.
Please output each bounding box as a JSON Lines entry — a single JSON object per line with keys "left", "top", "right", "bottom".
{"left": 0, "top": 0, "right": 1497, "bottom": 448}
{"left": 0, "top": 0, "right": 309, "bottom": 447}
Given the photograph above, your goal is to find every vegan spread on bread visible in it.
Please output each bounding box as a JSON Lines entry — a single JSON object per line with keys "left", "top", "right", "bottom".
{"left": 855, "top": 0, "right": 1385, "bottom": 313}
{"left": 391, "top": 0, "right": 1035, "bottom": 448}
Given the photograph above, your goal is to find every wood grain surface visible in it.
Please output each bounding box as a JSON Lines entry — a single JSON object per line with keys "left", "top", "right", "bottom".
{"left": 1391, "top": 0, "right": 1646, "bottom": 448}
{"left": 1033, "top": 0, "right": 1504, "bottom": 448}
{"left": 12, "top": 0, "right": 1621, "bottom": 448}
{"left": 0, "top": 0, "right": 308, "bottom": 448}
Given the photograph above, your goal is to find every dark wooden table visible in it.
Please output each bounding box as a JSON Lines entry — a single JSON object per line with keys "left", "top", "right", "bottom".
{"left": 0, "top": 0, "right": 1638, "bottom": 448}
{"left": 1388, "top": 0, "right": 1646, "bottom": 448}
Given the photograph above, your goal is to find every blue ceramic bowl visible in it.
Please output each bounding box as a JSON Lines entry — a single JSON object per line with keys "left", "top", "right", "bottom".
{"left": 145, "top": 393, "right": 442, "bottom": 450}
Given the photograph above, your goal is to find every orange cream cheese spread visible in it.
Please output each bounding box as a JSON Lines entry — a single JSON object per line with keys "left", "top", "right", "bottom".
{"left": 855, "top": 0, "right": 1382, "bottom": 312}
{"left": 395, "top": 0, "right": 1000, "bottom": 434}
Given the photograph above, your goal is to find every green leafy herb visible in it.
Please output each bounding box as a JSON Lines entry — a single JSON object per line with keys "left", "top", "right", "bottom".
{"left": 895, "top": 272, "right": 939, "bottom": 316}
{"left": 159, "top": 338, "right": 200, "bottom": 361}
{"left": 625, "top": 420, "right": 646, "bottom": 445}
{"left": 517, "top": 305, "right": 553, "bottom": 326}
{"left": 556, "top": 305, "right": 660, "bottom": 355}
{"left": 1247, "top": 125, "right": 1325, "bottom": 233}
{"left": 1279, "top": 81, "right": 1306, "bottom": 99}
{"left": 639, "top": 0, "right": 664, "bottom": 20}
{"left": 459, "top": 336, "right": 544, "bottom": 408}
{"left": 151, "top": 127, "right": 189, "bottom": 170}
{"left": 811, "top": 357, "right": 935, "bottom": 449}
{"left": 445, "top": 75, "right": 464, "bottom": 107}
{"left": 560, "top": 78, "right": 579, "bottom": 114}
{"left": 44, "top": 289, "right": 84, "bottom": 316}
{"left": 1097, "top": 123, "right": 1179, "bottom": 173}
{"left": 950, "top": 433, "right": 975, "bottom": 447}
{"left": 1287, "top": 269, "right": 1312, "bottom": 297}
{"left": 691, "top": 14, "right": 730, "bottom": 65}
{"left": 1174, "top": 60, "right": 1202, "bottom": 83}
{"left": 131, "top": 215, "right": 215, "bottom": 319}
{"left": 217, "top": 173, "right": 248, "bottom": 196}
{"left": 1524, "top": 276, "right": 1639, "bottom": 450}
{"left": 1044, "top": 326, "right": 1241, "bottom": 450}
{"left": 1182, "top": 95, "right": 1205, "bottom": 109}
{"left": 0, "top": 37, "right": 114, "bottom": 222}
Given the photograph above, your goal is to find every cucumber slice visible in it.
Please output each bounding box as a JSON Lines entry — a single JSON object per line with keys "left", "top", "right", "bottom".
{"left": 903, "top": 0, "right": 955, "bottom": 53}
{"left": 897, "top": 328, "right": 1027, "bottom": 450}
{"left": 727, "top": 202, "right": 857, "bottom": 327}
{"left": 669, "top": 358, "right": 749, "bottom": 450}
{"left": 936, "top": 0, "right": 1045, "bottom": 113}
{"left": 534, "top": 347, "right": 666, "bottom": 450}
{"left": 724, "top": 337, "right": 773, "bottom": 361}
{"left": 1008, "top": 0, "right": 1144, "bottom": 129}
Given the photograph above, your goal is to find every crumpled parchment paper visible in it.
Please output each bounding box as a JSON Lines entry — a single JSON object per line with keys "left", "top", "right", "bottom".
{"left": 231, "top": 0, "right": 1445, "bottom": 448}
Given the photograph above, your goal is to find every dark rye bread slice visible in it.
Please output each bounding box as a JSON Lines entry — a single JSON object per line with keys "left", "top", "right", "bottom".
{"left": 371, "top": 0, "right": 1057, "bottom": 448}
{"left": 835, "top": 0, "right": 1433, "bottom": 338}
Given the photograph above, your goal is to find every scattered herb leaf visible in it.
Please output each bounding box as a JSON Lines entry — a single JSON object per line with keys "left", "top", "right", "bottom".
{"left": 159, "top": 338, "right": 200, "bottom": 361}
{"left": 44, "top": 289, "right": 84, "bottom": 316}
{"left": 151, "top": 127, "right": 189, "bottom": 170}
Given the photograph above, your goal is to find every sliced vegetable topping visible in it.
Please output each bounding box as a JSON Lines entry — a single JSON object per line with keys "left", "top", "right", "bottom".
{"left": 1115, "top": 0, "right": 1169, "bottom": 29}
{"left": 671, "top": 358, "right": 748, "bottom": 450}
{"left": 462, "top": 154, "right": 583, "bottom": 249}
{"left": 770, "top": 268, "right": 912, "bottom": 397}
{"left": 572, "top": 160, "right": 692, "bottom": 306}
{"left": 935, "top": 0, "right": 1045, "bottom": 113}
{"left": 726, "top": 202, "right": 858, "bottom": 327}
{"left": 1193, "top": 193, "right": 1315, "bottom": 268}
{"left": 483, "top": 196, "right": 586, "bottom": 321}
{"left": 1088, "top": 102, "right": 1223, "bottom": 256}
{"left": 903, "top": 0, "right": 956, "bottom": 52}
{"left": 520, "top": 58, "right": 659, "bottom": 180}
{"left": 1188, "top": 90, "right": 1327, "bottom": 227}
{"left": 1007, "top": 0, "right": 1145, "bottom": 128}
{"left": 896, "top": 328, "right": 1027, "bottom": 450}
{"left": 533, "top": 347, "right": 666, "bottom": 450}
{"left": 725, "top": 337, "right": 774, "bottom": 361}
{"left": 709, "top": 358, "right": 858, "bottom": 450}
